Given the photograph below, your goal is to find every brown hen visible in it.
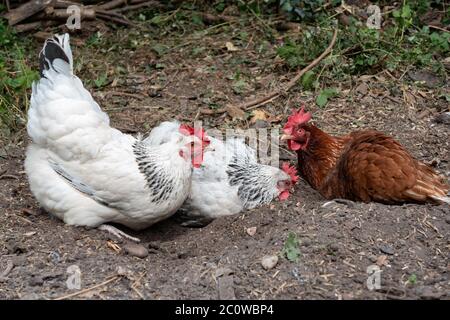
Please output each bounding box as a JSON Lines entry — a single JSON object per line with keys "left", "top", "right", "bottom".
{"left": 281, "top": 107, "right": 449, "bottom": 204}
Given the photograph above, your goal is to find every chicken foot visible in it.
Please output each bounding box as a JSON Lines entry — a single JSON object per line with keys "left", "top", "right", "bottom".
{"left": 98, "top": 224, "right": 140, "bottom": 243}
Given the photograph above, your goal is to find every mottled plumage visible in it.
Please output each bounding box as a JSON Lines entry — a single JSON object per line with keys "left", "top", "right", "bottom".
{"left": 147, "top": 121, "right": 298, "bottom": 225}
{"left": 25, "top": 34, "right": 204, "bottom": 236}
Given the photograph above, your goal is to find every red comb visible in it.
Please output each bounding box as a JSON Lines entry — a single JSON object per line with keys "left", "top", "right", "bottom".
{"left": 179, "top": 124, "right": 194, "bottom": 136}
{"left": 281, "top": 162, "right": 299, "bottom": 185}
{"left": 283, "top": 106, "right": 312, "bottom": 134}
{"left": 179, "top": 124, "right": 210, "bottom": 145}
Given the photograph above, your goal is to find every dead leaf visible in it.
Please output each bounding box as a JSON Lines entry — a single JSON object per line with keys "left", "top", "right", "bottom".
{"left": 355, "top": 83, "right": 368, "bottom": 95}
{"left": 246, "top": 227, "right": 257, "bottom": 236}
{"left": 417, "top": 90, "right": 428, "bottom": 98}
{"left": 250, "top": 110, "right": 269, "bottom": 124}
{"left": 403, "top": 91, "right": 416, "bottom": 107}
{"left": 225, "top": 41, "right": 238, "bottom": 51}
{"left": 376, "top": 255, "right": 388, "bottom": 267}
{"left": 226, "top": 104, "right": 246, "bottom": 120}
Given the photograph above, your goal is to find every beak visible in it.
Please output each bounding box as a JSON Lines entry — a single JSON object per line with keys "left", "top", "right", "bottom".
{"left": 280, "top": 134, "right": 294, "bottom": 141}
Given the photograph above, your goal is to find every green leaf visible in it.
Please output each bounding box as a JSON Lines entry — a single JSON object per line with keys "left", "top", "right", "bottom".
{"left": 152, "top": 44, "right": 168, "bottom": 57}
{"left": 191, "top": 13, "right": 204, "bottom": 25}
{"left": 281, "top": 232, "right": 300, "bottom": 263}
{"left": 232, "top": 79, "right": 247, "bottom": 94}
{"left": 94, "top": 73, "right": 108, "bottom": 88}
{"left": 401, "top": 4, "right": 411, "bottom": 19}
{"left": 301, "top": 70, "right": 315, "bottom": 90}
{"left": 316, "top": 88, "right": 338, "bottom": 107}
{"left": 150, "top": 15, "right": 164, "bottom": 25}
{"left": 408, "top": 274, "right": 417, "bottom": 285}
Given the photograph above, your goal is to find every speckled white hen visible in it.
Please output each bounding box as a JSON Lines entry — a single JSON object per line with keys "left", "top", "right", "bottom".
{"left": 147, "top": 121, "right": 299, "bottom": 226}
{"left": 25, "top": 34, "right": 208, "bottom": 240}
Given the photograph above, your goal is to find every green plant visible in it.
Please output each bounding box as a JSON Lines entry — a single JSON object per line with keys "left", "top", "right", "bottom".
{"left": 281, "top": 232, "right": 300, "bottom": 262}
{"left": 408, "top": 274, "right": 417, "bottom": 285}
{"left": 93, "top": 73, "right": 109, "bottom": 88}
{"left": 276, "top": 1, "right": 450, "bottom": 95}
{"left": 0, "top": 19, "right": 38, "bottom": 133}
{"left": 316, "top": 88, "right": 338, "bottom": 107}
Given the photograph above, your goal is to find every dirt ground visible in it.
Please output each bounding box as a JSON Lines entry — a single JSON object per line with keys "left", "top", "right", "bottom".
{"left": 0, "top": 20, "right": 449, "bottom": 300}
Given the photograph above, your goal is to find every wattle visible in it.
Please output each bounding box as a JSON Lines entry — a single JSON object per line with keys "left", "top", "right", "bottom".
{"left": 279, "top": 190, "right": 290, "bottom": 201}
{"left": 288, "top": 140, "right": 302, "bottom": 151}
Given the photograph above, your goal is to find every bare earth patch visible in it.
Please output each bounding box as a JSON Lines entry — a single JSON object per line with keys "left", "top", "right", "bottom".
{"left": 0, "top": 23, "right": 449, "bottom": 300}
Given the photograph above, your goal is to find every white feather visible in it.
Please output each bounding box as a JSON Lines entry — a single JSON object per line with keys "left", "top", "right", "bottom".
{"left": 26, "top": 34, "right": 196, "bottom": 230}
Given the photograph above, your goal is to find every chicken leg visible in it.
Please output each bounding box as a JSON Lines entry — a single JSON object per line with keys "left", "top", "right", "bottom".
{"left": 98, "top": 224, "right": 140, "bottom": 243}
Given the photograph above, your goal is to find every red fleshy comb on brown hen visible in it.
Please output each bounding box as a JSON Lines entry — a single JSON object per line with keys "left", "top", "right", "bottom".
{"left": 281, "top": 106, "right": 449, "bottom": 205}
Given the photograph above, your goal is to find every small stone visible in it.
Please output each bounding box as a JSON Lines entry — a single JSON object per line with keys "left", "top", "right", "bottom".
{"left": 48, "top": 251, "right": 61, "bottom": 264}
{"left": 246, "top": 227, "right": 257, "bottom": 237}
{"left": 301, "top": 238, "right": 312, "bottom": 247}
{"left": 123, "top": 243, "right": 148, "bottom": 259}
{"left": 261, "top": 255, "right": 278, "bottom": 270}
{"left": 379, "top": 244, "right": 394, "bottom": 255}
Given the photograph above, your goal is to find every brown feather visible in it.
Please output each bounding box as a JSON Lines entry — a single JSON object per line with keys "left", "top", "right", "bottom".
{"left": 296, "top": 125, "right": 449, "bottom": 204}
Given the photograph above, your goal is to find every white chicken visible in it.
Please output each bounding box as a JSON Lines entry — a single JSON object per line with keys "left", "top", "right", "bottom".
{"left": 25, "top": 34, "right": 209, "bottom": 241}
{"left": 147, "top": 121, "right": 298, "bottom": 226}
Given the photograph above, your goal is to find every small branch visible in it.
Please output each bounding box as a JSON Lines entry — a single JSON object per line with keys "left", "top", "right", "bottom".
{"left": 97, "top": 12, "right": 135, "bottom": 26}
{"left": 96, "top": 9, "right": 128, "bottom": 20}
{"left": 53, "top": 275, "right": 120, "bottom": 300}
{"left": 97, "top": 0, "right": 127, "bottom": 10}
{"left": 113, "top": 1, "right": 165, "bottom": 13}
{"left": 201, "top": 28, "right": 338, "bottom": 116}
{"left": 105, "top": 91, "right": 145, "bottom": 100}
{"left": 428, "top": 25, "right": 450, "bottom": 33}
{"left": 3, "top": 0, "right": 51, "bottom": 26}
{"left": 200, "top": 12, "right": 235, "bottom": 25}
{"left": 0, "top": 174, "right": 19, "bottom": 180}
{"left": 223, "top": 27, "right": 338, "bottom": 115}
{"left": 200, "top": 108, "right": 226, "bottom": 115}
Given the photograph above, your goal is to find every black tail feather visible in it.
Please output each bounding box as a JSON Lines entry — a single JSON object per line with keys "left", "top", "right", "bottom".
{"left": 39, "top": 37, "right": 70, "bottom": 78}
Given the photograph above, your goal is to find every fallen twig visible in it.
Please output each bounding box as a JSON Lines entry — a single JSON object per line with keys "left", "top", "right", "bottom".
{"left": 0, "top": 260, "right": 14, "bottom": 281}
{"left": 97, "top": 12, "right": 135, "bottom": 26}
{"left": 202, "top": 27, "right": 338, "bottom": 116}
{"left": 53, "top": 275, "right": 120, "bottom": 300}
{"left": 106, "top": 91, "right": 145, "bottom": 100}
{"left": 114, "top": 0, "right": 165, "bottom": 13}
{"left": 428, "top": 24, "right": 450, "bottom": 33}
{"left": 0, "top": 174, "right": 19, "bottom": 180}
{"left": 239, "top": 27, "right": 338, "bottom": 111}
{"left": 97, "top": 0, "right": 127, "bottom": 11}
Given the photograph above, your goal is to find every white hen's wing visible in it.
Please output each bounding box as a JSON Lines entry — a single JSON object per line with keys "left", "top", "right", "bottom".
{"left": 26, "top": 34, "right": 192, "bottom": 230}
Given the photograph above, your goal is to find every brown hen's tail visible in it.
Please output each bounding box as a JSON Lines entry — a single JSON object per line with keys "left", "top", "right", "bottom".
{"left": 403, "top": 163, "right": 449, "bottom": 204}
